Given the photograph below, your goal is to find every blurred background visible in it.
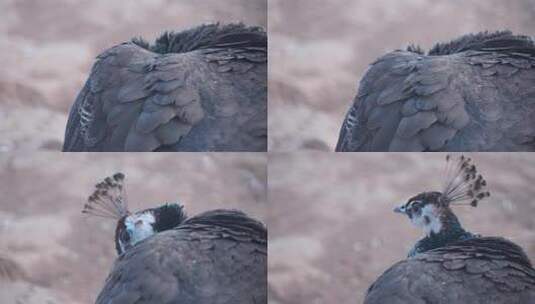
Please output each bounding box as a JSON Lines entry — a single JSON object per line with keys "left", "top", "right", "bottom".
{"left": 0, "top": 153, "right": 266, "bottom": 303}
{"left": 268, "top": 0, "right": 535, "bottom": 151}
{"left": 0, "top": 0, "right": 266, "bottom": 151}
{"left": 268, "top": 153, "right": 535, "bottom": 304}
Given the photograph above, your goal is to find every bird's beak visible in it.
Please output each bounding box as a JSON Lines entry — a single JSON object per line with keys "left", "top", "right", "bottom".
{"left": 393, "top": 205, "right": 405, "bottom": 214}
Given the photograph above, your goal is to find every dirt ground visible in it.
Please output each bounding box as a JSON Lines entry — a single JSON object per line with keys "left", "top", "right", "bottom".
{"left": 268, "top": 153, "right": 535, "bottom": 304}
{"left": 0, "top": 0, "right": 266, "bottom": 152}
{"left": 0, "top": 153, "right": 267, "bottom": 303}
{"left": 268, "top": 0, "right": 535, "bottom": 151}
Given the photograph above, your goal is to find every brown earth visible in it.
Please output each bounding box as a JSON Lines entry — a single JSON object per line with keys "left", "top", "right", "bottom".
{"left": 0, "top": 153, "right": 267, "bottom": 303}
{"left": 268, "top": 0, "right": 535, "bottom": 151}
{"left": 268, "top": 153, "right": 535, "bottom": 304}
{"left": 0, "top": 0, "right": 266, "bottom": 151}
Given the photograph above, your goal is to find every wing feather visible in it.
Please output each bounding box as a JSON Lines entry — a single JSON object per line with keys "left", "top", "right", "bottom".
{"left": 336, "top": 48, "right": 535, "bottom": 151}
{"left": 64, "top": 31, "right": 267, "bottom": 151}
{"left": 95, "top": 211, "right": 267, "bottom": 304}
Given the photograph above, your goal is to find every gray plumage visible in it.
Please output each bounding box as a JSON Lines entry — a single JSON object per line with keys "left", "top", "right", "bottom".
{"left": 64, "top": 23, "right": 267, "bottom": 151}
{"left": 336, "top": 31, "right": 535, "bottom": 152}
{"left": 364, "top": 237, "right": 535, "bottom": 304}
{"left": 95, "top": 209, "right": 267, "bottom": 304}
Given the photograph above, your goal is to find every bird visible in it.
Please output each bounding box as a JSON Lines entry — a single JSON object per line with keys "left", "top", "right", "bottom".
{"left": 63, "top": 23, "right": 267, "bottom": 152}
{"left": 83, "top": 173, "right": 267, "bottom": 304}
{"left": 336, "top": 30, "right": 535, "bottom": 152}
{"left": 364, "top": 155, "right": 535, "bottom": 304}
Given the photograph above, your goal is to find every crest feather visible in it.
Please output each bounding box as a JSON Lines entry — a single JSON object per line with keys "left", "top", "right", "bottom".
{"left": 82, "top": 172, "right": 130, "bottom": 219}
{"left": 441, "top": 155, "right": 490, "bottom": 207}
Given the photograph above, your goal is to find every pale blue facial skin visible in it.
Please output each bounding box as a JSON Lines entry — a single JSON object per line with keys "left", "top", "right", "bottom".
{"left": 119, "top": 212, "right": 156, "bottom": 253}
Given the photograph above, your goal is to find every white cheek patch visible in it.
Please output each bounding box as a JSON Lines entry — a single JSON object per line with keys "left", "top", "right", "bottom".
{"left": 124, "top": 212, "right": 156, "bottom": 246}
{"left": 410, "top": 204, "right": 442, "bottom": 236}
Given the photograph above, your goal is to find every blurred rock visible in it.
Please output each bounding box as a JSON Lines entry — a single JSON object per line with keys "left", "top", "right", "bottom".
{"left": 0, "top": 281, "right": 74, "bottom": 304}
{"left": 0, "top": 254, "right": 77, "bottom": 304}
{"left": 0, "top": 105, "right": 66, "bottom": 152}
{"left": 0, "top": 255, "right": 26, "bottom": 282}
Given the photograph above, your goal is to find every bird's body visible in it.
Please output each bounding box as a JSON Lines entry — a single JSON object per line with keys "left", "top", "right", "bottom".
{"left": 365, "top": 237, "right": 535, "bottom": 304}
{"left": 337, "top": 31, "right": 535, "bottom": 152}
{"left": 96, "top": 209, "right": 267, "bottom": 304}
{"left": 365, "top": 155, "right": 535, "bottom": 303}
{"left": 64, "top": 23, "right": 267, "bottom": 152}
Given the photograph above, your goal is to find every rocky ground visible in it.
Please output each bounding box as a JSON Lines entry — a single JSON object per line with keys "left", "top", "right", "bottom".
{"left": 0, "top": 153, "right": 266, "bottom": 303}
{"left": 0, "top": 0, "right": 266, "bottom": 151}
{"left": 268, "top": 153, "right": 535, "bottom": 304}
{"left": 269, "top": 0, "right": 535, "bottom": 151}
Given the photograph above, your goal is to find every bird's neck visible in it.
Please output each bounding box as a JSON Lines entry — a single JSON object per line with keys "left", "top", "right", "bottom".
{"left": 409, "top": 209, "right": 475, "bottom": 257}
{"left": 433, "top": 207, "right": 466, "bottom": 237}
{"left": 151, "top": 204, "right": 187, "bottom": 233}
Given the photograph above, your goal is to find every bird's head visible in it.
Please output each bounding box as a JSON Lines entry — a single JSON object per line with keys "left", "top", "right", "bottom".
{"left": 394, "top": 191, "right": 445, "bottom": 235}
{"left": 83, "top": 173, "right": 187, "bottom": 255}
{"left": 114, "top": 203, "right": 186, "bottom": 254}
{"left": 394, "top": 155, "right": 490, "bottom": 236}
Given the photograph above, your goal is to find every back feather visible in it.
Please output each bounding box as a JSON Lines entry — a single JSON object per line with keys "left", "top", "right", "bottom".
{"left": 407, "top": 30, "right": 535, "bottom": 56}
{"left": 132, "top": 23, "right": 266, "bottom": 54}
